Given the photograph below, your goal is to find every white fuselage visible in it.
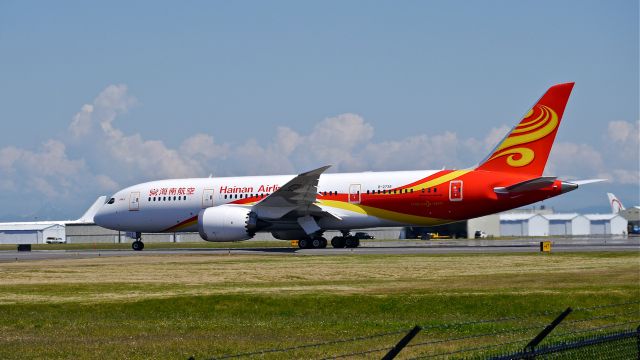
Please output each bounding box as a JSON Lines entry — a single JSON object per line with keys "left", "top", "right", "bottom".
{"left": 94, "top": 170, "right": 439, "bottom": 233}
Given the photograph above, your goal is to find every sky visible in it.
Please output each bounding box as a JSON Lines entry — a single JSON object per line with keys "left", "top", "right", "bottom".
{"left": 0, "top": 1, "right": 638, "bottom": 220}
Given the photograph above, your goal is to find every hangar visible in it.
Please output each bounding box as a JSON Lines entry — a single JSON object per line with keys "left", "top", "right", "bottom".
{"left": 499, "top": 213, "right": 549, "bottom": 237}
{"left": 0, "top": 224, "right": 66, "bottom": 244}
{"left": 584, "top": 214, "right": 628, "bottom": 235}
{"left": 543, "top": 213, "right": 590, "bottom": 236}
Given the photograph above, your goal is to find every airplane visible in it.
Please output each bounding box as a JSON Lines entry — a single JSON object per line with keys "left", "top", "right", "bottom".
{"left": 607, "top": 193, "right": 627, "bottom": 214}
{"left": 607, "top": 193, "right": 640, "bottom": 235}
{"left": 94, "top": 82, "right": 603, "bottom": 251}
{"left": 1, "top": 196, "right": 107, "bottom": 241}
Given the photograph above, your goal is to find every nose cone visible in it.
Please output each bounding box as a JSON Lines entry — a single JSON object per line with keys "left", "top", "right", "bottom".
{"left": 94, "top": 204, "right": 114, "bottom": 229}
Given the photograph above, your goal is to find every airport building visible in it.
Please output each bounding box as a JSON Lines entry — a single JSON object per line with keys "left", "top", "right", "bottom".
{"left": 0, "top": 224, "right": 66, "bottom": 244}
{"left": 499, "top": 213, "right": 549, "bottom": 237}
{"left": 543, "top": 214, "right": 590, "bottom": 236}
{"left": 584, "top": 214, "right": 628, "bottom": 235}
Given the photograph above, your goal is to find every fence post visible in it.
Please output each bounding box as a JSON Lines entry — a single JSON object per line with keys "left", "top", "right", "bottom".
{"left": 381, "top": 325, "right": 422, "bottom": 360}
{"left": 524, "top": 307, "right": 572, "bottom": 357}
{"left": 636, "top": 325, "right": 640, "bottom": 360}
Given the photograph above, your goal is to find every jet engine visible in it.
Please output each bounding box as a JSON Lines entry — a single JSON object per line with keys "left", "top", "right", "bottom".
{"left": 197, "top": 205, "right": 256, "bottom": 242}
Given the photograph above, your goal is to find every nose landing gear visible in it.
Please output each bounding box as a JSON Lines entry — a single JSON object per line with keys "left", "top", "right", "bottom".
{"left": 131, "top": 232, "right": 144, "bottom": 251}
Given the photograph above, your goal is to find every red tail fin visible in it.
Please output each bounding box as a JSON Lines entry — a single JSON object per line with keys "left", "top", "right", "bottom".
{"left": 476, "top": 82, "right": 575, "bottom": 176}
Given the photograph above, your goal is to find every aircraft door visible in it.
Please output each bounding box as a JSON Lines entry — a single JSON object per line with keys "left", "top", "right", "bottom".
{"left": 348, "top": 184, "right": 361, "bottom": 204}
{"left": 449, "top": 180, "right": 463, "bottom": 202}
{"left": 202, "top": 189, "right": 214, "bottom": 208}
{"left": 129, "top": 192, "right": 140, "bottom": 211}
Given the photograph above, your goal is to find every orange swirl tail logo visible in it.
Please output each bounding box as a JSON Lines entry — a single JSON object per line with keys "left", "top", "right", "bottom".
{"left": 488, "top": 105, "right": 559, "bottom": 167}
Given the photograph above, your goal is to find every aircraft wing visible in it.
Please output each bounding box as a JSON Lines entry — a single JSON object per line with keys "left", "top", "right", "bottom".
{"left": 252, "top": 165, "right": 331, "bottom": 219}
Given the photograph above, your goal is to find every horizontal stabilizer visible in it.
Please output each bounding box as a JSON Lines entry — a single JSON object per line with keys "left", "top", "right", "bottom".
{"left": 494, "top": 176, "right": 557, "bottom": 195}
{"left": 567, "top": 179, "right": 607, "bottom": 186}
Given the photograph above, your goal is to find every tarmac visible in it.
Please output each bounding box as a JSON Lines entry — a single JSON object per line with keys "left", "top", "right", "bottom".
{"left": 0, "top": 237, "right": 637, "bottom": 262}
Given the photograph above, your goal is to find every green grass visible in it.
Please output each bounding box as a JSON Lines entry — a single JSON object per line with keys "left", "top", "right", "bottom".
{"left": 0, "top": 252, "right": 637, "bottom": 359}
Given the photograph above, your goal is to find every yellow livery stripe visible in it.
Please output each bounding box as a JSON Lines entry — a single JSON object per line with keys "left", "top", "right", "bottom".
{"left": 319, "top": 199, "right": 445, "bottom": 226}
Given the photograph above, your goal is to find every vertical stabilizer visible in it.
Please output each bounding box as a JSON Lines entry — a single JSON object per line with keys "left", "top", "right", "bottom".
{"left": 607, "top": 193, "right": 625, "bottom": 213}
{"left": 476, "top": 82, "right": 575, "bottom": 176}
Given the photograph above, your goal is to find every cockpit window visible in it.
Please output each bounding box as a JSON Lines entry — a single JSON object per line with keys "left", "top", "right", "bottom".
{"left": 107, "top": 198, "right": 115, "bottom": 204}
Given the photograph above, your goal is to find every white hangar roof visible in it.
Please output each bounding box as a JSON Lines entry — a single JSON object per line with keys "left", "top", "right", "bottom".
{"left": 500, "top": 213, "right": 543, "bottom": 221}
{"left": 543, "top": 213, "right": 581, "bottom": 221}
{"left": 0, "top": 223, "right": 64, "bottom": 231}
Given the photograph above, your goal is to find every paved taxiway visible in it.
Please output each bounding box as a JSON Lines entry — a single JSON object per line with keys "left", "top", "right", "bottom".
{"left": 0, "top": 238, "right": 637, "bottom": 262}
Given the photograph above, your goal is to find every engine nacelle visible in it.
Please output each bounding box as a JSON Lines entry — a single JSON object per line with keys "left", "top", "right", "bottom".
{"left": 197, "top": 205, "right": 254, "bottom": 242}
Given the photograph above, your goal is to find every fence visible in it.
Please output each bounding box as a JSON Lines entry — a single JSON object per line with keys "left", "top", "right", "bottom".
{"left": 196, "top": 301, "right": 640, "bottom": 360}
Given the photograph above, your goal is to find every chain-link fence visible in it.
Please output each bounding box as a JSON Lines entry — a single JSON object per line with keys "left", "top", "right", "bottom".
{"left": 489, "top": 328, "right": 638, "bottom": 359}
{"left": 197, "top": 301, "right": 639, "bottom": 360}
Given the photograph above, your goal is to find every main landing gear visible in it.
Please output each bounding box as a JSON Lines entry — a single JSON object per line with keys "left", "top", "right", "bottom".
{"left": 330, "top": 236, "right": 360, "bottom": 248}
{"left": 330, "top": 231, "right": 360, "bottom": 248}
{"left": 298, "top": 236, "right": 327, "bottom": 249}
{"left": 296, "top": 231, "right": 361, "bottom": 249}
{"left": 132, "top": 232, "right": 144, "bottom": 251}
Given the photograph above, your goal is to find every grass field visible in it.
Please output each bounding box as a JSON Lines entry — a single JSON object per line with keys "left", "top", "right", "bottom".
{"left": 0, "top": 251, "right": 638, "bottom": 359}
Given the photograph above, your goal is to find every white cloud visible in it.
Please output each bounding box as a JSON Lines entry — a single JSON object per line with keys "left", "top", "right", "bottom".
{"left": 180, "top": 133, "right": 229, "bottom": 160}
{"left": 607, "top": 120, "right": 639, "bottom": 143}
{"left": 0, "top": 140, "right": 86, "bottom": 198}
{"left": 605, "top": 120, "right": 640, "bottom": 162}
{"left": 95, "top": 174, "right": 120, "bottom": 192}
{"left": 69, "top": 104, "right": 94, "bottom": 137}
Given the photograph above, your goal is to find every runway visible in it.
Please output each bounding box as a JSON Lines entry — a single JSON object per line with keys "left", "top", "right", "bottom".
{"left": 0, "top": 238, "right": 637, "bottom": 262}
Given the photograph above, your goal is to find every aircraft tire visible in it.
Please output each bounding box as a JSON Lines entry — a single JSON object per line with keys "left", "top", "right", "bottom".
{"left": 298, "top": 238, "right": 310, "bottom": 249}
{"left": 312, "top": 238, "right": 322, "bottom": 249}
{"left": 331, "top": 236, "right": 345, "bottom": 248}
{"left": 319, "top": 238, "right": 327, "bottom": 248}
{"left": 345, "top": 236, "right": 358, "bottom": 248}
{"left": 132, "top": 241, "right": 144, "bottom": 251}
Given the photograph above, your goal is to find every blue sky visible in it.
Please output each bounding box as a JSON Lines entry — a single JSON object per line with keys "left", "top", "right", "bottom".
{"left": 0, "top": 1, "right": 638, "bottom": 219}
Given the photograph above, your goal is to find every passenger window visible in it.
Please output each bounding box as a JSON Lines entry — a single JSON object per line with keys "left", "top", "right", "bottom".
{"left": 163, "top": 196, "right": 166, "bottom": 201}
{"left": 434, "top": 188, "right": 437, "bottom": 192}
{"left": 148, "top": 197, "right": 151, "bottom": 202}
